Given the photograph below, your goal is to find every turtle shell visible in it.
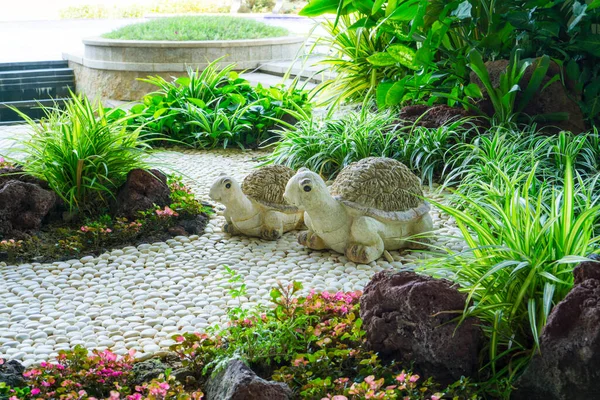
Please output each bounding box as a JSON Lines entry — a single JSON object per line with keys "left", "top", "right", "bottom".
{"left": 242, "top": 165, "right": 298, "bottom": 211}
{"left": 329, "top": 157, "right": 430, "bottom": 221}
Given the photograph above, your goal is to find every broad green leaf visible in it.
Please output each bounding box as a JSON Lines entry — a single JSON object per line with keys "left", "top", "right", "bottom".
{"left": 387, "top": 44, "right": 417, "bottom": 69}
{"left": 371, "top": 0, "right": 386, "bottom": 14}
{"left": 175, "top": 76, "right": 190, "bottom": 86}
{"left": 152, "top": 108, "right": 168, "bottom": 119}
{"left": 376, "top": 82, "right": 394, "bottom": 108}
{"left": 387, "top": 0, "right": 421, "bottom": 21}
{"left": 187, "top": 98, "right": 206, "bottom": 108}
{"left": 464, "top": 83, "right": 483, "bottom": 98}
{"left": 299, "top": 0, "right": 340, "bottom": 16}
{"left": 366, "top": 52, "right": 397, "bottom": 66}
{"left": 385, "top": 81, "right": 406, "bottom": 106}
{"left": 451, "top": 0, "right": 472, "bottom": 20}
{"left": 589, "top": 0, "right": 600, "bottom": 10}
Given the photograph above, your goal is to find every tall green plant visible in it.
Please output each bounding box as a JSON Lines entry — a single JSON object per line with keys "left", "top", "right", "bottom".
{"left": 12, "top": 93, "right": 150, "bottom": 214}
{"left": 422, "top": 160, "right": 600, "bottom": 380}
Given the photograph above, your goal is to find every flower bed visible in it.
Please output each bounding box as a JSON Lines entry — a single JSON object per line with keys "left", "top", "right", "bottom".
{"left": 0, "top": 283, "right": 477, "bottom": 400}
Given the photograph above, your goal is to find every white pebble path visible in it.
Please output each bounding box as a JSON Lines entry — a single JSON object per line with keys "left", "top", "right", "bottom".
{"left": 0, "top": 147, "right": 468, "bottom": 367}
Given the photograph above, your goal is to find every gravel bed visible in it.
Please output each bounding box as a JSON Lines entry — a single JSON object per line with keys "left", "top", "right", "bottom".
{"left": 0, "top": 147, "right": 467, "bottom": 366}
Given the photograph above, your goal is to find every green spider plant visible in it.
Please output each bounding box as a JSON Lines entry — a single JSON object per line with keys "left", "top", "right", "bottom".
{"left": 11, "top": 93, "right": 150, "bottom": 215}
{"left": 421, "top": 158, "right": 600, "bottom": 381}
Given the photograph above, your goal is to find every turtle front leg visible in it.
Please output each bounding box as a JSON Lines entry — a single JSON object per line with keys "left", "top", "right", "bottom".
{"left": 346, "top": 216, "right": 385, "bottom": 264}
{"left": 222, "top": 214, "right": 239, "bottom": 236}
{"left": 298, "top": 230, "right": 327, "bottom": 250}
{"left": 261, "top": 211, "right": 283, "bottom": 241}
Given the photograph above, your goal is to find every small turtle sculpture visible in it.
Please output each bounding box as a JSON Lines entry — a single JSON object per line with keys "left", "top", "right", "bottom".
{"left": 283, "top": 157, "right": 433, "bottom": 263}
{"left": 209, "top": 165, "right": 304, "bottom": 240}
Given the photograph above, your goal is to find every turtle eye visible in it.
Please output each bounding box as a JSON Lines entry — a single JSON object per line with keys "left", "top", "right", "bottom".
{"left": 225, "top": 183, "right": 232, "bottom": 189}
{"left": 303, "top": 185, "right": 311, "bottom": 192}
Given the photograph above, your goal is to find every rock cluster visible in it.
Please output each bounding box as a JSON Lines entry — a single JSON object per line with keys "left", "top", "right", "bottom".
{"left": 360, "top": 271, "right": 483, "bottom": 384}
{"left": 513, "top": 256, "right": 600, "bottom": 400}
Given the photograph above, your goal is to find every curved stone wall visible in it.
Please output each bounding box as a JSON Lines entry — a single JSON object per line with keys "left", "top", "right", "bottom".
{"left": 64, "top": 36, "right": 304, "bottom": 100}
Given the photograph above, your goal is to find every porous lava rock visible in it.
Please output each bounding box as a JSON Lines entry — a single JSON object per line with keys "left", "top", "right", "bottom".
{"left": 512, "top": 257, "right": 600, "bottom": 400}
{"left": 398, "top": 104, "right": 474, "bottom": 128}
{"left": 360, "top": 271, "right": 483, "bottom": 384}
{"left": 0, "top": 180, "right": 57, "bottom": 236}
{"left": 114, "top": 169, "right": 171, "bottom": 219}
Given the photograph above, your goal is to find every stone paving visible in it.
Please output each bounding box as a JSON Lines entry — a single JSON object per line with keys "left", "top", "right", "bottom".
{"left": 0, "top": 127, "right": 466, "bottom": 366}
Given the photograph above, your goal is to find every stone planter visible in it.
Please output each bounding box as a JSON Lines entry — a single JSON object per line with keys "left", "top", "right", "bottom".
{"left": 63, "top": 35, "right": 305, "bottom": 101}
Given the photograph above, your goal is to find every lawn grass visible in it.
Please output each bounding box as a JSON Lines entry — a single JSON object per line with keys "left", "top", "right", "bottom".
{"left": 102, "top": 16, "right": 289, "bottom": 41}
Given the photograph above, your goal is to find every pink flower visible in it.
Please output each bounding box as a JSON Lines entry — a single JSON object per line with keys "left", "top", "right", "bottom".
{"left": 409, "top": 374, "right": 419, "bottom": 383}
{"left": 331, "top": 397, "right": 348, "bottom": 400}
{"left": 31, "top": 388, "right": 41, "bottom": 395}
{"left": 109, "top": 391, "right": 120, "bottom": 400}
{"left": 9, "top": 396, "right": 18, "bottom": 400}
{"left": 431, "top": 395, "right": 442, "bottom": 400}
{"left": 175, "top": 335, "right": 185, "bottom": 342}
{"left": 0, "top": 358, "right": 3, "bottom": 365}
{"left": 41, "top": 381, "right": 52, "bottom": 387}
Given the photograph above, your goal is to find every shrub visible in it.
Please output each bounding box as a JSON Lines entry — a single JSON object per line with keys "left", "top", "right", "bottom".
{"left": 102, "top": 16, "right": 289, "bottom": 41}
{"left": 12, "top": 93, "right": 150, "bottom": 215}
{"left": 422, "top": 158, "right": 600, "bottom": 380}
{"left": 302, "top": 0, "right": 600, "bottom": 124}
{"left": 130, "top": 60, "right": 311, "bottom": 149}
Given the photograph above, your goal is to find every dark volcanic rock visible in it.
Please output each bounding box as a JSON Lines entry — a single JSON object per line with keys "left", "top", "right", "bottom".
{"left": 0, "top": 180, "right": 57, "bottom": 235}
{"left": 0, "top": 359, "right": 25, "bottom": 388}
{"left": 114, "top": 169, "right": 171, "bottom": 219}
{"left": 398, "top": 104, "right": 474, "bottom": 128}
{"left": 470, "top": 59, "right": 586, "bottom": 133}
{"left": 360, "top": 271, "right": 483, "bottom": 384}
{"left": 573, "top": 254, "right": 600, "bottom": 285}
{"left": 131, "top": 358, "right": 168, "bottom": 386}
{"left": 512, "top": 268, "right": 600, "bottom": 399}
{"left": 205, "top": 359, "right": 292, "bottom": 400}
{"left": 0, "top": 166, "right": 49, "bottom": 189}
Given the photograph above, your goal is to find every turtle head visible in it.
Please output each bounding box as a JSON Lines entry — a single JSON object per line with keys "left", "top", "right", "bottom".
{"left": 284, "top": 169, "right": 329, "bottom": 210}
{"left": 209, "top": 175, "right": 241, "bottom": 204}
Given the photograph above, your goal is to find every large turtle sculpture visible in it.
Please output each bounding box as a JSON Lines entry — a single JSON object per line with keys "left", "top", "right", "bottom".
{"left": 283, "top": 157, "right": 433, "bottom": 263}
{"left": 209, "top": 165, "right": 304, "bottom": 240}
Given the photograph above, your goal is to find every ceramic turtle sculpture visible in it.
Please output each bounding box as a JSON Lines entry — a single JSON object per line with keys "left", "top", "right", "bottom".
{"left": 209, "top": 165, "right": 304, "bottom": 240}
{"left": 283, "top": 157, "right": 433, "bottom": 263}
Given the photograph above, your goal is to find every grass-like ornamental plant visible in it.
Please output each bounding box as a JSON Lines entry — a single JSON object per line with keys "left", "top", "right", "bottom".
{"left": 265, "top": 109, "right": 474, "bottom": 184}
{"left": 102, "top": 16, "right": 288, "bottom": 41}
{"left": 422, "top": 159, "right": 600, "bottom": 381}
{"left": 265, "top": 109, "right": 400, "bottom": 179}
{"left": 13, "top": 94, "right": 150, "bottom": 214}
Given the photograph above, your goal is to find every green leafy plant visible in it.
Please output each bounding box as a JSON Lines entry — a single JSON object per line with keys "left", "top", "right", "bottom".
{"left": 422, "top": 158, "right": 600, "bottom": 380}
{"left": 130, "top": 60, "right": 311, "bottom": 149}
{"left": 12, "top": 93, "right": 150, "bottom": 215}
